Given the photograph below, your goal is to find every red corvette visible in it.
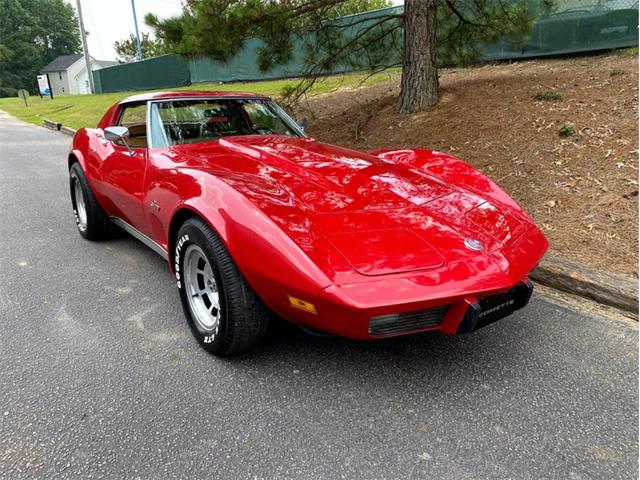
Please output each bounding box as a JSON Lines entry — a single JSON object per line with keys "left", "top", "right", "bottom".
{"left": 68, "top": 91, "right": 548, "bottom": 355}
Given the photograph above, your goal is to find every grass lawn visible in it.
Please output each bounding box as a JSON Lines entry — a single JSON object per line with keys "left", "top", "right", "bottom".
{"left": 0, "top": 70, "right": 399, "bottom": 131}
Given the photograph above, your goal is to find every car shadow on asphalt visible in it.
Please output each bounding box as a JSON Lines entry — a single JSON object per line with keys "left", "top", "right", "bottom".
{"left": 229, "top": 312, "right": 535, "bottom": 376}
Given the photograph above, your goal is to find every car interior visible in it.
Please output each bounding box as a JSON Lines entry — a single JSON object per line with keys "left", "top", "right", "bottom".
{"left": 109, "top": 99, "right": 297, "bottom": 149}
{"left": 122, "top": 124, "right": 148, "bottom": 148}
{"left": 163, "top": 105, "right": 251, "bottom": 144}
{"left": 116, "top": 103, "right": 148, "bottom": 149}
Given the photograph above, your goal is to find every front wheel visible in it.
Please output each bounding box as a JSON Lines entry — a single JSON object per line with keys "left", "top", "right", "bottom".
{"left": 69, "top": 163, "right": 112, "bottom": 240}
{"left": 175, "top": 218, "right": 269, "bottom": 356}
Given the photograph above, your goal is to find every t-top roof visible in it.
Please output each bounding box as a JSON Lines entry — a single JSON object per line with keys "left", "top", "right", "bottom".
{"left": 121, "top": 90, "right": 270, "bottom": 103}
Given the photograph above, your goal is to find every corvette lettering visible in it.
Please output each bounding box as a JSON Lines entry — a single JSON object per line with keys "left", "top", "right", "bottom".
{"left": 479, "top": 299, "right": 515, "bottom": 318}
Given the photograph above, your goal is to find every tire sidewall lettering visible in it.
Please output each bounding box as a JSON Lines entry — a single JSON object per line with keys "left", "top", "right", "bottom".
{"left": 174, "top": 233, "right": 190, "bottom": 289}
{"left": 175, "top": 227, "right": 223, "bottom": 348}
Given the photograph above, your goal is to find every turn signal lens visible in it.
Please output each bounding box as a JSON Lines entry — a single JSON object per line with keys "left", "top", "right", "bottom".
{"left": 288, "top": 295, "right": 317, "bottom": 314}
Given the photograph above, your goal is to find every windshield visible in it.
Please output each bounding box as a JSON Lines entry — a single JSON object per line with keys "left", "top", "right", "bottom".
{"left": 150, "top": 98, "right": 303, "bottom": 147}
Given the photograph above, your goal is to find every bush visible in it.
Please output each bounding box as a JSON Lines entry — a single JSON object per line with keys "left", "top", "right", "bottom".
{"left": 0, "top": 87, "right": 18, "bottom": 98}
{"left": 558, "top": 122, "right": 575, "bottom": 137}
{"left": 535, "top": 89, "right": 562, "bottom": 101}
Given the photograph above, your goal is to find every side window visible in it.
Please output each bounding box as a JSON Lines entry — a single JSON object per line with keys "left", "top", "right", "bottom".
{"left": 149, "top": 103, "right": 170, "bottom": 148}
{"left": 244, "top": 103, "right": 274, "bottom": 128}
{"left": 117, "top": 104, "right": 147, "bottom": 149}
{"left": 243, "top": 102, "right": 294, "bottom": 136}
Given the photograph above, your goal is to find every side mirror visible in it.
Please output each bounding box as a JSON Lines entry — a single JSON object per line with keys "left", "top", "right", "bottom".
{"left": 297, "top": 118, "right": 308, "bottom": 132}
{"left": 104, "top": 126, "right": 133, "bottom": 154}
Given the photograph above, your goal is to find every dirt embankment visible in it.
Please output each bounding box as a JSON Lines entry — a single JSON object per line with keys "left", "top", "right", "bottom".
{"left": 301, "top": 52, "right": 639, "bottom": 277}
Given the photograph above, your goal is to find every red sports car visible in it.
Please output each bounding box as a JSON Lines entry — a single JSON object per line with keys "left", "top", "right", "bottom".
{"left": 68, "top": 91, "right": 548, "bottom": 356}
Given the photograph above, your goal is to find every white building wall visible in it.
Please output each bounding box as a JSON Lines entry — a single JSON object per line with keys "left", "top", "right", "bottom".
{"left": 66, "top": 59, "right": 84, "bottom": 95}
{"left": 73, "top": 60, "right": 108, "bottom": 95}
{"left": 43, "top": 57, "right": 112, "bottom": 96}
{"left": 46, "top": 70, "right": 71, "bottom": 96}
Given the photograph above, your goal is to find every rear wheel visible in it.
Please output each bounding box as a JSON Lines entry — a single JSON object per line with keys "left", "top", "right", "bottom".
{"left": 69, "top": 163, "right": 112, "bottom": 240}
{"left": 175, "top": 218, "right": 269, "bottom": 356}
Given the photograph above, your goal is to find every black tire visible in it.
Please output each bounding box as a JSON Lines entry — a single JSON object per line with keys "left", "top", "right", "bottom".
{"left": 175, "top": 218, "right": 269, "bottom": 356}
{"left": 69, "top": 163, "right": 112, "bottom": 240}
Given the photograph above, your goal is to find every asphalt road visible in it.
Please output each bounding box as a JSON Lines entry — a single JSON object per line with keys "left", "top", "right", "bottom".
{"left": 0, "top": 112, "right": 637, "bottom": 480}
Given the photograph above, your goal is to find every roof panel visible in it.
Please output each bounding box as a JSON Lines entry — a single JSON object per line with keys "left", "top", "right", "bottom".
{"left": 120, "top": 90, "right": 270, "bottom": 103}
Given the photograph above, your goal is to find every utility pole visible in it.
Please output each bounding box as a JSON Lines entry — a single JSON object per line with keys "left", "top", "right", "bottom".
{"left": 75, "top": 0, "right": 94, "bottom": 94}
{"left": 131, "top": 0, "right": 143, "bottom": 61}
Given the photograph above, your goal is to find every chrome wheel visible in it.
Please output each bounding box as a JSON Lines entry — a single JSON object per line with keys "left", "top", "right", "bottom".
{"left": 73, "top": 177, "right": 87, "bottom": 230}
{"left": 184, "top": 244, "right": 221, "bottom": 332}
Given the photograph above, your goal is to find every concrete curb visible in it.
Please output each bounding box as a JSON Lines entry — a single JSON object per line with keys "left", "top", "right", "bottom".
{"left": 531, "top": 254, "right": 638, "bottom": 317}
{"left": 38, "top": 117, "right": 639, "bottom": 318}
{"left": 43, "top": 119, "right": 76, "bottom": 136}
{"left": 59, "top": 125, "right": 76, "bottom": 136}
{"left": 43, "top": 119, "right": 62, "bottom": 131}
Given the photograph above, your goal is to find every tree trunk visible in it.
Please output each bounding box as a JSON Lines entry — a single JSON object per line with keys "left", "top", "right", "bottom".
{"left": 396, "top": 0, "right": 438, "bottom": 113}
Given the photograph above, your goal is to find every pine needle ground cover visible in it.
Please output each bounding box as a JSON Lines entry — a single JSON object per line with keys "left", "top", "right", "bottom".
{"left": 302, "top": 52, "right": 638, "bottom": 276}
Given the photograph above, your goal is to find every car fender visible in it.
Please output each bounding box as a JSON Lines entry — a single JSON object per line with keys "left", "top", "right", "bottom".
{"left": 69, "top": 129, "right": 104, "bottom": 194}
{"left": 69, "top": 129, "right": 90, "bottom": 172}
{"left": 158, "top": 168, "right": 333, "bottom": 322}
{"left": 373, "top": 148, "right": 527, "bottom": 216}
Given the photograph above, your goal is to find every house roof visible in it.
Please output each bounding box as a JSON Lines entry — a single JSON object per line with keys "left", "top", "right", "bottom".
{"left": 41, "top": 54, "right": 83, "bottom": 73}
{"left": 96, "top": 60, "right": 118, "bottom": 68}
{"left": 72, "top": 59, "right": 120, "bottom": 79}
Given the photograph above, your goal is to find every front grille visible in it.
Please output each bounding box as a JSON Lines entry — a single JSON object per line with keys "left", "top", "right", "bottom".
{"left": 368, "top": 305, "right": 449, "bottom": 336}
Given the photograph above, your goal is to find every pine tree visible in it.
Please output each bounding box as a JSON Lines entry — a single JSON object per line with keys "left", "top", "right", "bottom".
{"left": 147, "top": 0, "right": 547, "bottom": 113}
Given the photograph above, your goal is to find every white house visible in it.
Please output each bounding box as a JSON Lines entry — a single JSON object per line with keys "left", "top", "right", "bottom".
{"left": 40, "top": 54, "right": 117, "bottom": 95}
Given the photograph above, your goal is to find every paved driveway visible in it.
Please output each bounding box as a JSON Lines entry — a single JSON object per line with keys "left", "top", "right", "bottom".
{"left": 0, "top": 112, "right": 637, "bottom": 479}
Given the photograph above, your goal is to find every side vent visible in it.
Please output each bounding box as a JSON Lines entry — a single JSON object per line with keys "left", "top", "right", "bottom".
{"left": 368, "top": 305, "right": 449, "bottom": 336}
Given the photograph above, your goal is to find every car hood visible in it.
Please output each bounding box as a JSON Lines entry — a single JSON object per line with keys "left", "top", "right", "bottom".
{"left": 174, "top": 136, "right": 543, "bottom": 281}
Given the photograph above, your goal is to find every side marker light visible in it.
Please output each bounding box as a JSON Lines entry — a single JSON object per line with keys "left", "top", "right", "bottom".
{"left": 288, "top": 295, "right": 318, "bottom": 314}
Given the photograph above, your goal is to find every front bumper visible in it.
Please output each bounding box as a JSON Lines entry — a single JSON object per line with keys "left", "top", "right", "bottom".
{"left": 456, "top": 279, "right": 534, "bottom": 334}
{"left": 293, "top": 278, "right": 535, "bottom": 340}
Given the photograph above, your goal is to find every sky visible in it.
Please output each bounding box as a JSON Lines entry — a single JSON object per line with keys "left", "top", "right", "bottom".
{"left": 72, "top": 0, "right": 403, "bottom": 61}
{"left": 72, "top": 0, "right": 184, "bottom": 61}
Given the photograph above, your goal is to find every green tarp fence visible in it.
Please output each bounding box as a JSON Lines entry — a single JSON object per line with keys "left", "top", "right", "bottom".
{"left": 188, "top": 5, "right": 403, "bottom": 84}
{"left": 485, "top": 0, "right": 639, "bottom": 59}
{"left": 93, "top": 1, "right": 638, "bottom": 94}
{"left": 94, "top": 54, "right": 190, "bottom": 94}
{"left": 189, "top": 38, "right": 309, "bottom": 84}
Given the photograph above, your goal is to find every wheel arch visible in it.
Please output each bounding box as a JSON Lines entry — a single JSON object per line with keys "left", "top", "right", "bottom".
{"left": 167, "top": 206, "right": 205, "bottom": 270}
{"left": 68, "top": 149, "right": 87, "bottom": 173}
{"left": 68, "top": 153, "right": 79, "bottom": 169}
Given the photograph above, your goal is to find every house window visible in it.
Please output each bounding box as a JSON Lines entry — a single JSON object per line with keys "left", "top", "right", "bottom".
{"left": 58, "top": 72, "right": 62, "bottom": 80}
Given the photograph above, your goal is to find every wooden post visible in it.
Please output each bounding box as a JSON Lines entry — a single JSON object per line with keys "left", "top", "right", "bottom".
{"left": 46, "top": 74, "right": 54, "bottom": 99}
